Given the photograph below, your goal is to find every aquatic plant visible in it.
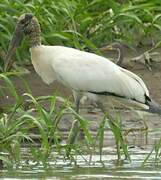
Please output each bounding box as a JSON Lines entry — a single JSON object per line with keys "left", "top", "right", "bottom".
{"left": 108, "top": 114, "right": 131, "bottom": 161}
{"left": 0, "top": 73, "right": 131, "bottom": 168}
{"left": 0, "top": 73, "right": 32, "bottom": 167}
{"left": 142, "top": 135, "right": 161, "bottom": 166}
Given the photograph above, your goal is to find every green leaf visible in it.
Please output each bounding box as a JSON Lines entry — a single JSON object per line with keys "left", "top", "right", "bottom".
{"left": 115, "top": 13, "right": 143, "bottom": 25}
{"left": 153, "top": 14, "right": 161, "bottom": 23}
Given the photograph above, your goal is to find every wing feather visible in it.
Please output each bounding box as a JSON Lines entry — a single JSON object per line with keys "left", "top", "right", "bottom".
{"left": 51, "top": 46, "right": 149, "bottom": 104}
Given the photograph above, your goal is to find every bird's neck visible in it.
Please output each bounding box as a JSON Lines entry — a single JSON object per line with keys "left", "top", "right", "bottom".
{"left": 28, "top": 19, "right": 41, "bottom": 47}
{"left": 29, "top": 32, "right": 41, "bottom": 47}
{"left": 116, "top": 48, "right": 123, "bottom": 65}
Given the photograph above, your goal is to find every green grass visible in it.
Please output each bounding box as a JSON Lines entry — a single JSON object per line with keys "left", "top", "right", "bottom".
{"left": 142, "top": 130, "right": 161, "bottom": 166}
{"left": 0, "top": 0, "right": 161, "bottom": 70}
{"left": 108, "top": 114, "right": 131, "bottom": 162}
{"left": 0, "top": 73, "right": 130, "bottom": 168}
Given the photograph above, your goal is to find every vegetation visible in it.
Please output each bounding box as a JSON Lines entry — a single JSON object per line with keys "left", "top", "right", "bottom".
{"left": 0, "top": 0, "right": 161, "bottom": 171}
{"left": 0, "top": 0, "right": 161, "bottom": 67}
{"left": 0, "top": 74, "right": 130, "bottom": 168}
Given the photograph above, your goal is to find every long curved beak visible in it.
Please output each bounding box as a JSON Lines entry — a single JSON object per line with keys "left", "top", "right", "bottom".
{"left": 99, "top": 45, "right": 114, "bottom": 52}
{"left": 4, "top": 25, "right": 23, "bottom": 72}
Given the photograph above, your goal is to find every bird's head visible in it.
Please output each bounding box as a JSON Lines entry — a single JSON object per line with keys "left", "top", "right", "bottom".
{"left": 99, "top": 42, "right": 123, "bottom": 52}
{"left": 4, "top": 13, "right": 40, "bottom": 71}
{"left": 99, "top": 42, "right": 124, "bottom": 65}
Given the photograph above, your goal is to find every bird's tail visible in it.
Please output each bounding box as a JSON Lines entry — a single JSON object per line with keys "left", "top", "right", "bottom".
{"left": 147, "top": 99, "right": 161, "bottom": 115}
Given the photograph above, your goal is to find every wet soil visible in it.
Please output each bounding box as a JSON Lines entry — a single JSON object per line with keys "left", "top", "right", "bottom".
{"left": 1, "top": 47, "right": 161, "bottom": 147}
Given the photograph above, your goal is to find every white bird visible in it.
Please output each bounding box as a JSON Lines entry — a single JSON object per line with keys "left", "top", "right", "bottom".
{"left": 5, "top": 13, "right": 161, "bottom": 144}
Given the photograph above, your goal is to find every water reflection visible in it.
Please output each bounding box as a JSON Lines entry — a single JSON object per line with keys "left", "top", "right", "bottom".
{"left": 1, "top": 147, "right": 161, "bottom": 179}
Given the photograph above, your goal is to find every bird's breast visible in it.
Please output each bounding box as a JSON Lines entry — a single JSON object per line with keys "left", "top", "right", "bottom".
{"left": 30, "top": 46, "right": 56, "bottom": 84}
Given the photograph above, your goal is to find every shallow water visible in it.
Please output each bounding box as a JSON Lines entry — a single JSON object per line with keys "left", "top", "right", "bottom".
{"left": 2, "top": 167, "right": 161, "bottom": 180}
{"left": 1, "top": 147, "right": 161, "bottom": 180}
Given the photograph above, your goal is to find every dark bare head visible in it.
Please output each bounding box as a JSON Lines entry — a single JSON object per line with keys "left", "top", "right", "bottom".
{"left": 5, "top": 13, "right": 41, "bottom": 71}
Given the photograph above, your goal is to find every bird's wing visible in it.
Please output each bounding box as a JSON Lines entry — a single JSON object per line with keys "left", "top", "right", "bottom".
{"left": 119, "top": 68, "right": 149, "bottom": 96}
{"left": 51, "top": 46, "right": 149, "bottom": 104}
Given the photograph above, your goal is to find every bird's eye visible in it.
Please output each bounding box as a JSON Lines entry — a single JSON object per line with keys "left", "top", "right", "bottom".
{"left": 19, "top": 13, "right": 33, "bottom": 27}
{"left": 20, "top": 19, "right": 30, "bottom": 27}
{"left": 20, "top": 18, "right": 26, "bottom": 24}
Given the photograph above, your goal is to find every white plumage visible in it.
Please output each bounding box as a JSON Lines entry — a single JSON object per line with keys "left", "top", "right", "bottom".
{"left": 30, "top": 45, "right": 149, "bottom": 110}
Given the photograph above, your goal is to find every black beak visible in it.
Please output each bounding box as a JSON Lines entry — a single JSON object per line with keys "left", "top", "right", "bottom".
{"left": 4, "top": 25, "right": 23, "bottom": 72}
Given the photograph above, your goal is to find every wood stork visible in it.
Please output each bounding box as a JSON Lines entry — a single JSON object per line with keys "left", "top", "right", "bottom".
{"left": 5, "top": 13, "right": 161, "bottom": 144}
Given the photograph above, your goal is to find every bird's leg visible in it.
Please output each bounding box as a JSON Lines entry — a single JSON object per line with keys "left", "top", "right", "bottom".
{"left": 75, "top": 94, "right": 81, "bottom": 114}
{"left": 96, "top": 100, "right": 119, "bottom": 132}
{"left": 67, "top": 92, "right": 82, "bottom": 147}
{"left": 66, "top": 93, "right": 85, "bottom": 157}
{"left": 97, "top": 100, "right": 127, "bottom": 160}
{"left": 96, "top": 100, "right": 113, "bottom": 120}
{"left": 96, "top": 100, "right": 116, "bottom": 128}
{"left": 67, "top": 119, "right": 79, "bottom": 145}
{"left": 75, "top": 93, "right": 85, "bottom": 139}
{"left": 72, "top": 91, "right": 82, "bottom": 113}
